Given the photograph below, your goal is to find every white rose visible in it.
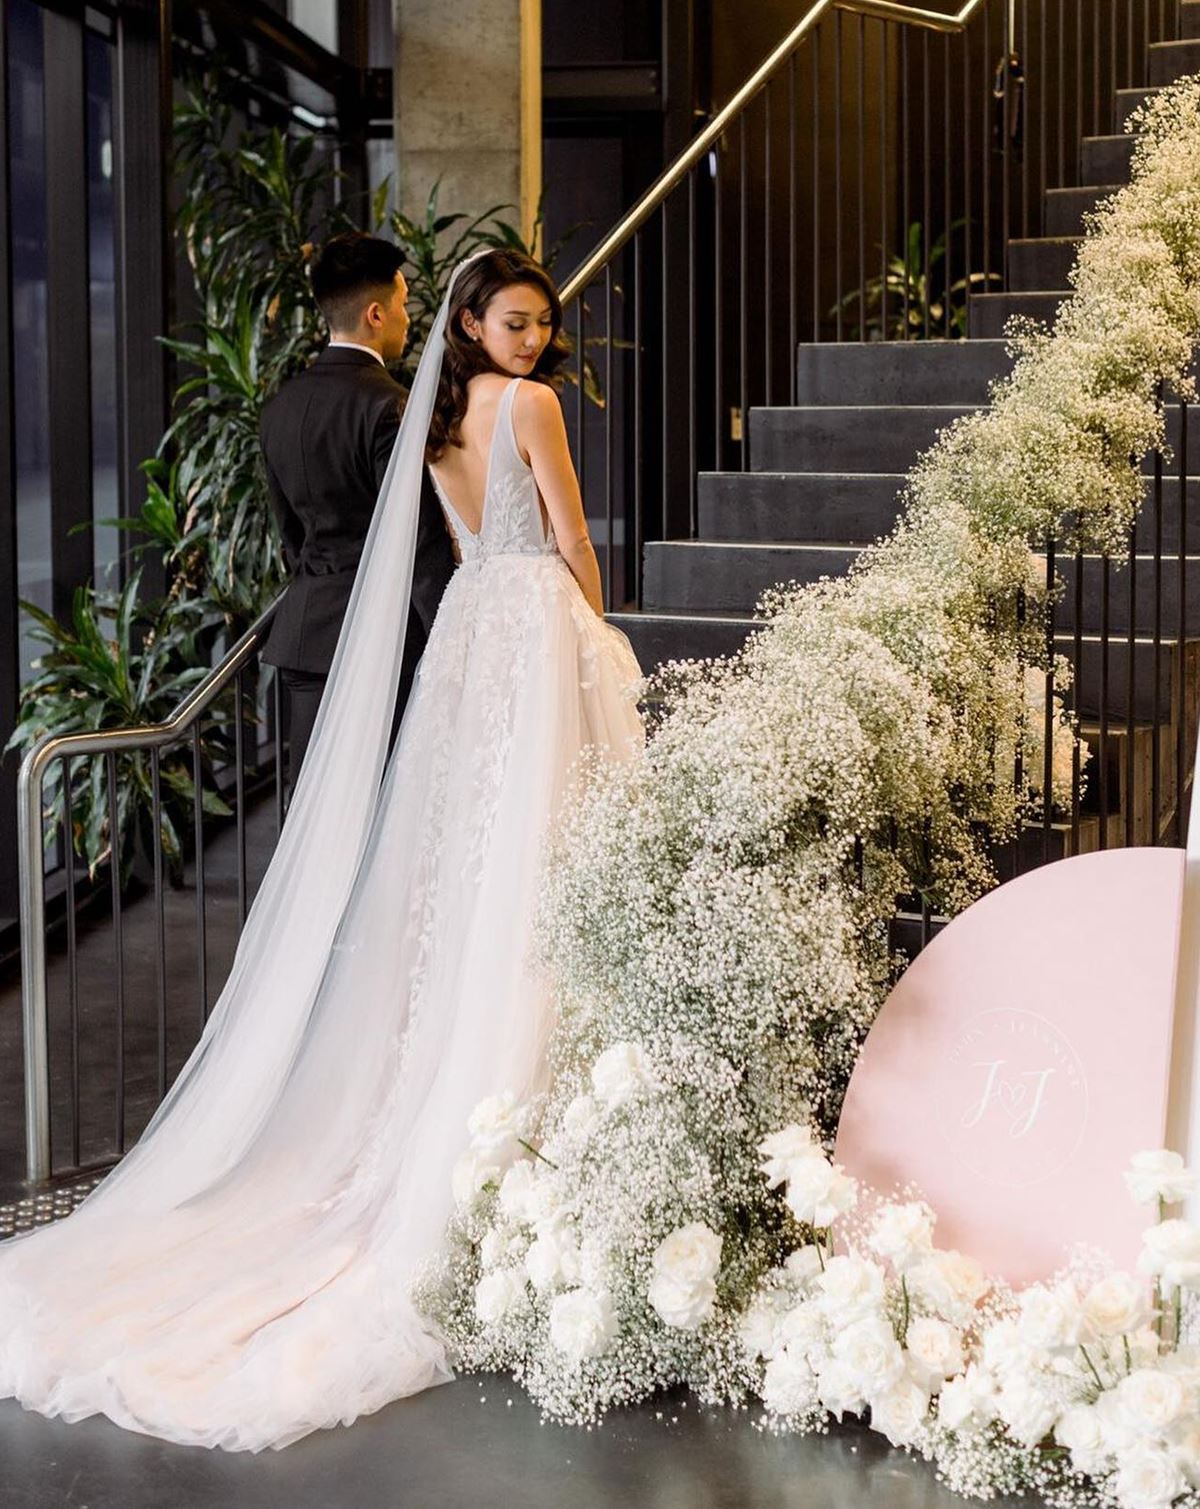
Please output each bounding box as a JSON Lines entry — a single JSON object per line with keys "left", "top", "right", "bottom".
{"left": 652, "top": 1221, "right": 723, "bottom": 1285}
{"left": 548, "top": 1287, "right": 618, "bottom": 1362}
{"left": 981, "top": 1317, "right": 1032, "bottom": 1377}
{"left": 1082, "top": 1271, "right": 1151, "bottom": 1340}
{"left": 907, "top": 1249, "right": 988, "bottom": 1324}
{"left": 1125, "top": 1150, "right": 1200, "bottom": 1207}
{"left": 761, "top": 1346, "right": 819, "bottom": 1417}
{"left": 525, "top": 1227, "right": 581, "bottom": 1294}
{"left": 1017, "top": 1282, "right": 1085, "bottom": 1352}
{"left": 561, "top": 1092, "right": 601, "bottom": 1141}
{"left": 649, "top": 1270, "right": 717, "bottom": 1330}
{"left": 905, "top": 1316, "right": 965, "bottom": 1392}
{"left": 776, "top": 1300, "right": 828, "bottom": 1363}
{"left": 591, "top": 1042, "right": 655, "bottom": 1109}
{"left": 739, "top": 1292, "right": 791, "bottom": 1362}
{"left": 995, "top": 1376, "right": 1058, "bottom": 1448}
{"left": 1115, "top": 1368, "right": 1188, "bottom": 1437}
{"left": 816, "top": 1254, "right": 886, "bottom": 1321}
{"left": 784, "top": 1154, "right": 858, "bottom": 1228}
{"left": 474, "top": 1267, "right": 527, "bottom": 1325}
{"left": 467, "top": 1090, "right": 525, "bottom": 1157}
{"left": 1139, "top": 1219, "right": 1200, "bottom": 1293}
{"left": 1055, "top": 1403, "right": 1111, "bottom": 1476}
{"left": 1097, "top": 1384, "right": 1142, "bottom": 1459}
{"left": 784, "top": 1244, "right": 826, "bottom": 1288}
{"left": 870, "top": 1201, "right": 936, "bottom": 1273}
{"left": 1112, "top": 1444, "right": 1187, "bottom": 1509}
{"left": 870, "top": 1377, "right": 930, "bottom": 1448}
{"left": 937, "top": 1364, "right": 998, "bottom": 1433}
{"left": 496, "top": 1160, "right": 540, "bottom": 1225}
{"left": 452, "top": 1148, "right": 501, "bottom": 1207}
{"left": 832, "top": 1316, "right": 906, "bottom": 1397}
{"left": 816, "top": 1356, "right": 866, "bottom": 1420}
{"left": 759, "top": 1123, "right": 821, "bottom": 1189}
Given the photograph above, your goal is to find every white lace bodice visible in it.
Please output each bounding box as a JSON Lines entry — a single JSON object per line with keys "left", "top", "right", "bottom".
{"left": 427, "top": 378, "right": 557, "bottom": 566}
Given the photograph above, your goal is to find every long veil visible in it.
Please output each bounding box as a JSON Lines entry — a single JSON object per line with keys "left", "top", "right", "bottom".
{"left": 72, "top": 250, "right": 487, "bottom": 1208}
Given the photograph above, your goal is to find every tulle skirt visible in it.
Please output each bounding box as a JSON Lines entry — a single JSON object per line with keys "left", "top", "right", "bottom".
{"left": 0, "top": 551, "right": 643, "bottom": 1452}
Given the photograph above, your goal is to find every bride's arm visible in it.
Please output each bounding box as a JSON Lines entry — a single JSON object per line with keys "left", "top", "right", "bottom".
{"left": 516, "top": 382, "right": 605, "bottom": 617}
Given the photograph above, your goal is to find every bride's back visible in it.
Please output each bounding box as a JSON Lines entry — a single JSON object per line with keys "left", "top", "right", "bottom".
{"left": 428, "top": 373, "right": 528, "bottom": 537}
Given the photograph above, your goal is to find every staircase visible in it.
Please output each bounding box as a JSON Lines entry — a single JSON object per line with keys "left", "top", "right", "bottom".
{"left": 609, "top": 14, "right": 1200, "bottom": 864}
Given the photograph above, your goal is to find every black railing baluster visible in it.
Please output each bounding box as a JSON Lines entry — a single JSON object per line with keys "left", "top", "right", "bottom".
{"left": 764, "top": 82, "right": 773, "bottom": 398}
{"left": 605, "top": 263, "right": 615, "bottom": 605}
{"left": 812, "top": 33, "right": 821, "bottom": 342}
{"left": 688, "top": 170, "right": 697, "bottom": 538}
{"left": 1100, "top": 554, "right": 1110, "bottom": 850}
{"left": 1072, "top": 545, "right": 1083, "bottom": 855}
{"left": 943, "top": 32, "right": 951, "bottom": 339}
{"left": 273, "top": 670, "right": 284, "bottom": 834}
{"left": 1038, "top": 0, "right": 1046, "bottom": 232}
{"left": 738, "top": 113, "right": 748, "bottom": 467}
{"left": 857, "top": 17, "right": 866, "bottom": 342}
{"left": 884, "top": 21, "right": 892, "bottom": 339}
{"left": 983, "top": 0, "right": 991, "bottom": 291}
{"left": 106, "top": 751, "right": 125, "bottom": 1153}
{"left": 1153, "top": 418, "right": 1163, "bottom": 843}
{"left": 902, "top": 25, "right": 911, "bottom": 336}
{"left": 634, "top": 229, "right": 645, "bottom": 606}
{"left": 1057, "top": 0, "right": 1065, "bottom": 189}
{"left": 661, "top": 212, "right": 668, "bottom": 538}
{"left": 834, "top": 14, "right": 843, "bottom": 341}
{"left": 234, "top": 668, "right": 247, "bottom": 924}
{"left": 715, "top": 136, "right": 724, "bottom": 470}
{"left": 63, "top": 756, "right": 79, "bottom": 1170}
{"left": 1020, "top": 0, "right": 1029, "bottom": 240}
{"left": 578, "top": 295, "right": 587, "bottom": 529}
{"left": 192, "top": 722, "right": 208, "bottom": 1025}
{"left": 151, "top": 746, "right": 167, "bottom": 1101}
{"left": 789, "top": 51, "right": 797, "bottom": 400}
{"left": 1127, "top": 516, "right": 1137, "bottom": 846}
{"left": 1178, "top": 398, "right": 1189, "bottom": 843}
{"left": 922, "top": 31, "right": 930, "bottom": 339}
{"left": 1043, "top": 541, "right": 1055, "bottom": 864}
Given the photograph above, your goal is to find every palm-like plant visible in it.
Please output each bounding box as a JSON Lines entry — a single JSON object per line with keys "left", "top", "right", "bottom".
{"left": 7, "top": 572, "right": 232, "bottom": 880}
{"left": 831, "top": 219, "right": 1001, "bottom": 339}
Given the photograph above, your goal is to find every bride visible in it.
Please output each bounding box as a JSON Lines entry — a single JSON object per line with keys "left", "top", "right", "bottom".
{"left": 0, "top": 247, "right": 644, "bottom": 1451}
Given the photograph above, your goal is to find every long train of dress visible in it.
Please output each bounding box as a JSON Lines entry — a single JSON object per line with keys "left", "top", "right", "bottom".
{"left": 0, "top": 375, "right": 644, "bottom": 1451}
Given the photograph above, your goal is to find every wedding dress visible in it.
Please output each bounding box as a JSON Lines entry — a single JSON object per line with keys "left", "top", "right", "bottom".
{"left": 0, "top": 254, "right": 643, "bottom": 1451}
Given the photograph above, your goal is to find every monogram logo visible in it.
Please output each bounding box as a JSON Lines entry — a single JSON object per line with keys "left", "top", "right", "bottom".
{"left": 937, "top": 1009, "right": 1089, "bottom": 1189}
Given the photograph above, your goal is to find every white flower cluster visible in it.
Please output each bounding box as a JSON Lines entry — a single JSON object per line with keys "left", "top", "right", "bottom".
{"left": 740, "top": 1139, "right": 1200, "bottom": 1509}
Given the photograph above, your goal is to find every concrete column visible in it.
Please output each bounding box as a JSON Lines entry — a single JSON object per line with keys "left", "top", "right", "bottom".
{"left": 393, "top": 0, "right": 542, "bottom": 253}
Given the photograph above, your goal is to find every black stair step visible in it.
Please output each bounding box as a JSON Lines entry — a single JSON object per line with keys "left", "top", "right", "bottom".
{"left": 795, "top": 338, "right": 1012, "bottom": 406}
{"left": 607, "top": 610, "right": 759, "bottom": 669}
{"left": 1184, "top": 0, "right": 1200, "bottom": 38}
{"left": 750, "top": 405, "right": 975, "bottom": 474}
{"left": 1080, "top": 134, "right": 1136, "bottom": 185}
{"left": 968, "top": 290, "right": 1070, "bottom": 338}
{"left": 1149, "top": 39, "right": 1200, "bottom": 85}
{"left": 1008, "top": 238, "right": 1082, "bottom": 292}
{"left": 643, "top": 540, "right": 859, "bottom": 613}
{"left": 1045, "top": 184, "right": 1123, "bottom": 236}
{"left": 695, "top": 472, "right": 1200, "bottom": 551}
{"left": 1055, "top": 633, "right": 1188, "bottom": 722}
{"left": 698, "top": 472, "right": 906, "bottom": 545}
{"left": 1117, "top": 87, "right": 1161, "bottom": 128}
{"left": 1051, "top": 553, "right": 1200, "bottom": 635}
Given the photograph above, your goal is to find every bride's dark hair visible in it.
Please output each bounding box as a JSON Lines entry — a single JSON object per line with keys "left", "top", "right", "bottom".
{"left": 426, "top": 249, "right": 570, "bottom": 462}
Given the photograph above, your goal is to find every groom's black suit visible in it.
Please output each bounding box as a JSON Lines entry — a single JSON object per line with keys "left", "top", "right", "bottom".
{"left": 259, "top": 345, "right": 456, "bottom": 788}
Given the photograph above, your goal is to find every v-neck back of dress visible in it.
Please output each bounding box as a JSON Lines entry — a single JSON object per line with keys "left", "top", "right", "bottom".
{"left": 427, "top": 378, "right": 555, "bottom": 565}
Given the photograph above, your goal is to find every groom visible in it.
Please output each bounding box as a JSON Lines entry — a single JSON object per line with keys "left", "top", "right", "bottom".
{"left": 259, "top": 233, "right": 456, "bottom": 792}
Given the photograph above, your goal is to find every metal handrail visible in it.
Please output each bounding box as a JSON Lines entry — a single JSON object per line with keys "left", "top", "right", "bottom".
{"left": 17, "top": 596, "right": 280, "bottom": 1182}
{"left": 558, "top": 0, "right": 987, "bottom": 306}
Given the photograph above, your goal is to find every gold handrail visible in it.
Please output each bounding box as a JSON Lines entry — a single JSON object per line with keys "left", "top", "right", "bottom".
{"left": 559, "top": 0, "right": 987, "bottom": 305}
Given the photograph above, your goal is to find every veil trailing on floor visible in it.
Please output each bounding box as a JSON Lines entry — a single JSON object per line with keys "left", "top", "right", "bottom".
{"left": 0, "top": 248, "right": 527, "bottom": 1448}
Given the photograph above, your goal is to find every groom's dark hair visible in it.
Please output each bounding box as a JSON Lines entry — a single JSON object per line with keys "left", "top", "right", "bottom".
{"left": 311, "top": 233, "right": 406, "bottom": 331}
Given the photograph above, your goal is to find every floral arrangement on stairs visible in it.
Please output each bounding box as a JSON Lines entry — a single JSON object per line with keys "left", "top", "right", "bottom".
{"left": 415, "top": 76, "right": 1200, "bottom": 1507}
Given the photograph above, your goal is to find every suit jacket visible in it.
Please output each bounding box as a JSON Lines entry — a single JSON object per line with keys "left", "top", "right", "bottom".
{"left": 259, "top": 346, "right": 456, "bottom": 680}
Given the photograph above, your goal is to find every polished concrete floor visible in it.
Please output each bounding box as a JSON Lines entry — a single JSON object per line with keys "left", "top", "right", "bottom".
{"left": 0, "top": 1376, "right": 1035, "bottom": 1509}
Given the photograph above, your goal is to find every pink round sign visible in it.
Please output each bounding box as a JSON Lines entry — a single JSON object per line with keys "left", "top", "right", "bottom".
{"left": 835, "top": 847, "right": 1183, "bottom": 1284}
